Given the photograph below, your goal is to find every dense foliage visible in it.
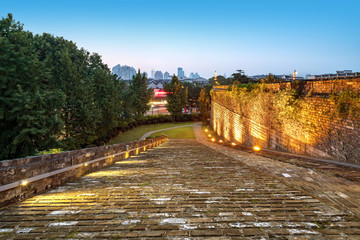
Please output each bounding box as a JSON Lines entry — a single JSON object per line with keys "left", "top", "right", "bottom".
{"left": 0, "top": 14, "right": 150, "bottom": 160}
{"left": 164, "top": 75, "right": 188, "bottom": 121}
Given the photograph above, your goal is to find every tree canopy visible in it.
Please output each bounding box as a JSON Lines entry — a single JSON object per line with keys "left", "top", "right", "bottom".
{"left": 164, "top": 75, "right": 188, "bottom": 121}
{"left": 0, "top": 14, "right": 151, "bottom": 160}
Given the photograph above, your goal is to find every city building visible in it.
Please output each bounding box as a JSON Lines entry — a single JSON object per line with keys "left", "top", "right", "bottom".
{"left": 147, "top": 79, "right": 164, "bottom": 89}
{"left": 112, "top": 64, "right": 136, "bottom": 81}
{"left": 307, "top": 70, "right": 359, "bottom": 80}
{"left": 189, "top": 72, "right": 200, "bottom": 79}
{"left": 164, "top": 71, "right": 171, "bottom": 80}
{"left": 178, "top": 67, "right": 185, "bottom": 79}
{"left": 180, "top": 77, "right": 209, "bottom": 85}
{"left": 249, "top": 74, "right": 304, "bottom": 81}
{"left": 151, "top": 69, "right": 155, "bottom": 79}
{"left": 154, "top": 71, "right": 163, "bottom": 80}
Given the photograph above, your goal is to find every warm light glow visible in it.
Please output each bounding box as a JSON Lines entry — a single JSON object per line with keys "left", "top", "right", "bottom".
{"left": 231, "top": 142, "right": 236, "bottom": 146}
{"left": 84, "top": 163, "right": 88, "bottom": 167}
{"left": 219, "top": 140, "right": 223, "bottom": 143}
{"left": 253, "top": 146, "right": 261, "bottom": 151}
{"left": 211, "top": 138, "right": 216, "bottom": 142}
{"left": 116, "top": 160, "right": 148, "bottom": 165}
{"left": 87, "top": 169, "right": 140, "bottom": 177}
{"left": 125, "top": 152, "right": 129, "bottom": 159}
{"left": 208, "top": 134, "right": 211, "bottom": 137}
{"left": 21, "top": 180, "right": 28, "bottom": 186}
{"left": 205, "top": 129, "right": 208, "bottom": 132}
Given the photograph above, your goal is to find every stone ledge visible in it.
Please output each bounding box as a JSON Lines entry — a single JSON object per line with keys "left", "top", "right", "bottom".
{"left": 0, "top": 136, "right": 167, "bottom": 208}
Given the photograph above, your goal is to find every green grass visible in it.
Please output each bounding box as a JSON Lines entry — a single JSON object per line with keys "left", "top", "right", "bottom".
{"left": 108, "top": 122, "right": 192, "bottom": 144}
{"left": 149, "top": 126, "right": 195, "bottom": 139}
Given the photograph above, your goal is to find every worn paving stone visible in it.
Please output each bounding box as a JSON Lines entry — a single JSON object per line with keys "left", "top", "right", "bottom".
{"left": 0, "top": 137, "right": 359, "bottom": 239}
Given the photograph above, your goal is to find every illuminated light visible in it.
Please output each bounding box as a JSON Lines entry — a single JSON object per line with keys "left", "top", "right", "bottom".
{"left": 253, "top": 146, "right": 261, "bottom": 151}
{"left": 21, "top": 180, "right": 28, "bottom": 186}
{"left": 84, "top": 163, "right": 88, "bottom": 167}
{"left": 205, "top": 129, "right": 208, "bottom": 132}
{"left": 125, "top": 152, "right": 129, "bottom": 159}
{"left": 136, "top": 148, "right": 139, "bottom": 154}
{"left": 231, "top": 142, "right": 236, "bottom": 146}
{"left": 219, "top": 140, "right": 223, "bottom": 143}
{"left": 211, "top": 138, "right": 216, "bottom": 142}
{"left": 208, "top": 134, "right": 211, "bottom": 137}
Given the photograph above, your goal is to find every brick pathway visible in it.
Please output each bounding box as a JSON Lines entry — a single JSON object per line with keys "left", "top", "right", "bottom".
{"left": 193, "top": 123, "right": 360, "bottom": 218}
{"left": 1, "top": 138, "right": 360, "bottom": 239}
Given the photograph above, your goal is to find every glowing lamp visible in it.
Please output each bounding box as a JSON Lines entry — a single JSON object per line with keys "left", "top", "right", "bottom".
{"left": 211, "top": 138, "right": 216, "bottom": 142}
{"left": 208, "top": 134, "right": 211, "bottom": 137}
{"left": 84, "top": 163, "right": 88, "bottom": 167}
{"left": 219, "top": 140, "right": 223, "bottom": 143}
{"left": 253, "top": 146, "right": 261, "bottom": 151}
{"left": 21, "top": 180, "right": 28, "bottom": 186}
{"left": 231, "top": 142, "right": 236, "bottom": 146}
{"left": 205, "top": 129, "right": 208, "bottom": 132}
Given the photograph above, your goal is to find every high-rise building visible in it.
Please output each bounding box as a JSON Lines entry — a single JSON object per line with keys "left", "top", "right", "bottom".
{"left": 164, "top": 71, "right": 171, "bottom": 80}
{"left": 112, "top": 64, "right": 136, "bottom": 81}
{"left": 190, "top": 72, "right": 200, "bottom": 79}
{"left": 154, "top": 71, "right": 163, "bottom": 80}
{"left": 151, "top": 69, "right": 155, "bottom": 79}
{"left": 178, "top": 67, "right": 185, "bottom": 79}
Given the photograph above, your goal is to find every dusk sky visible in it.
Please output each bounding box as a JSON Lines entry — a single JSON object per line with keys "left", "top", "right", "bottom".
{"left": 1, "top": 0, "right": 359, "bottom": 78}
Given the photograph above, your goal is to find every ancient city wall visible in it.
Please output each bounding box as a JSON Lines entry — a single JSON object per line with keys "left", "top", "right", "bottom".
{"left": 0, "top": 136, "right": 167, "bottom": 207}
{"left": 211, "top": 78, "right": 360, "bottom": 164}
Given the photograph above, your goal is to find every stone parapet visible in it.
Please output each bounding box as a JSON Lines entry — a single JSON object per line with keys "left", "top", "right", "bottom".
{"left": 0, "top": 136, "right": 167, "bottom": 207}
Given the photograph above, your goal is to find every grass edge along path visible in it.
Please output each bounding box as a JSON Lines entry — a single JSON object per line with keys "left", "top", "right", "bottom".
{"left": 108, "top": 122, "right": 194, "bottom": 145}
{"left": 147, "top": 125, "right": 195, "bottom": 139}
{"left": 140, "top": 124, "right": 194, "bottom": 140}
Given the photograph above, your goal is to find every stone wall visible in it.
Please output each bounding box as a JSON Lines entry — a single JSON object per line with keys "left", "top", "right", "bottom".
{"left": 0, "top": 136, "right": 167, "bottom": 207}
{"left": 211, "top": 78, "right": 360, "bottom": 164}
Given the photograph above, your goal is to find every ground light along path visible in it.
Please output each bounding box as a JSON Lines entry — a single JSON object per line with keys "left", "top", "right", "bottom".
{"left": 0, "top": 132, "right": 360, "bottom": 238}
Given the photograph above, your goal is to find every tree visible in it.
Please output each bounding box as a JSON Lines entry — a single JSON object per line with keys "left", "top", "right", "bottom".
{"left": 0, "top": 14, "right": 64, "bottom": 159}
{"left": 198, "top": 88, "right": 211, "bottom": 120}
{"left": 232, "top": 69, "right": 254, "bottom": 84}
{"left": 182, "top": 82, "right": 202, "bottom": 107}
{"left": 260, "top": 73, "right": 282, "bottom": 83}
{"left": 208, "top": 75, "right": 233, "bottom": 85}
{"left": 129, "top": 70, "right": 152, "bottom": 118}
{"left": 164, "top": 75, "right": 188, "bottom": 121}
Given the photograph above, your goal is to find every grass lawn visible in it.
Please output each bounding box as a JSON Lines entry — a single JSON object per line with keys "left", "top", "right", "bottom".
{"left": 149, "top": 126, "right": 195, "bottom": 139}
{"left": 108, "top": 122, "right": 193, "bottom": 144}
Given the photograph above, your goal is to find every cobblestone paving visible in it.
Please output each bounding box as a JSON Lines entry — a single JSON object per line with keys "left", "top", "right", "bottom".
{"left": 193, "top": 123, "right": 360, "bottom": 218}
{"left": 1, "top": 139, "right": 360, "bottom": 239}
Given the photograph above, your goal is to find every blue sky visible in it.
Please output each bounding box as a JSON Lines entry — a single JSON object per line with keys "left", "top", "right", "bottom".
{"left": 1, "top": 0, "right": 359, "bottom": 78}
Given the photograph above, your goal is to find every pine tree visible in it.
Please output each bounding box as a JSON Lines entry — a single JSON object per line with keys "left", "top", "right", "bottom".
{"left": 129, "top": 70, "right": 152, "bottom": 118}
{"left": 164, "top": 75, "right": 188, "bottom": 121}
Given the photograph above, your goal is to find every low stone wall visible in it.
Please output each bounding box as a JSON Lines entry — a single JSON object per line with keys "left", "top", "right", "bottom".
{"left": 0, "top": 136, "right": 167, "bottom": 207}
{"left": 211, "top": 78, "right": 360, "bottom": 164}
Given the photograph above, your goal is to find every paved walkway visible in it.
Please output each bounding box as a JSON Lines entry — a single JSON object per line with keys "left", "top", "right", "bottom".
{"left": 193, "top": 123, "right": 360, "bottom": 217}
{"left": 0, "top": 124, "right": 359, "bottom": 239}
{"left": 139, "top": 124, "right": 194, "bottom": 140}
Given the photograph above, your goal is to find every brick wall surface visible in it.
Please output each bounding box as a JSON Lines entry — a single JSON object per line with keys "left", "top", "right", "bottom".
{"left": 211, "top": 78, "right": 360, "bottom": 164}
{"left": 0, "top": 136, "right": 167, "bottom": 207}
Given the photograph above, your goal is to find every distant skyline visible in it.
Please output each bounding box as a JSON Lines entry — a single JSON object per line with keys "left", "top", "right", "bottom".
{"left": 1, "top": 0, "right": 360, "bottom": 78}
